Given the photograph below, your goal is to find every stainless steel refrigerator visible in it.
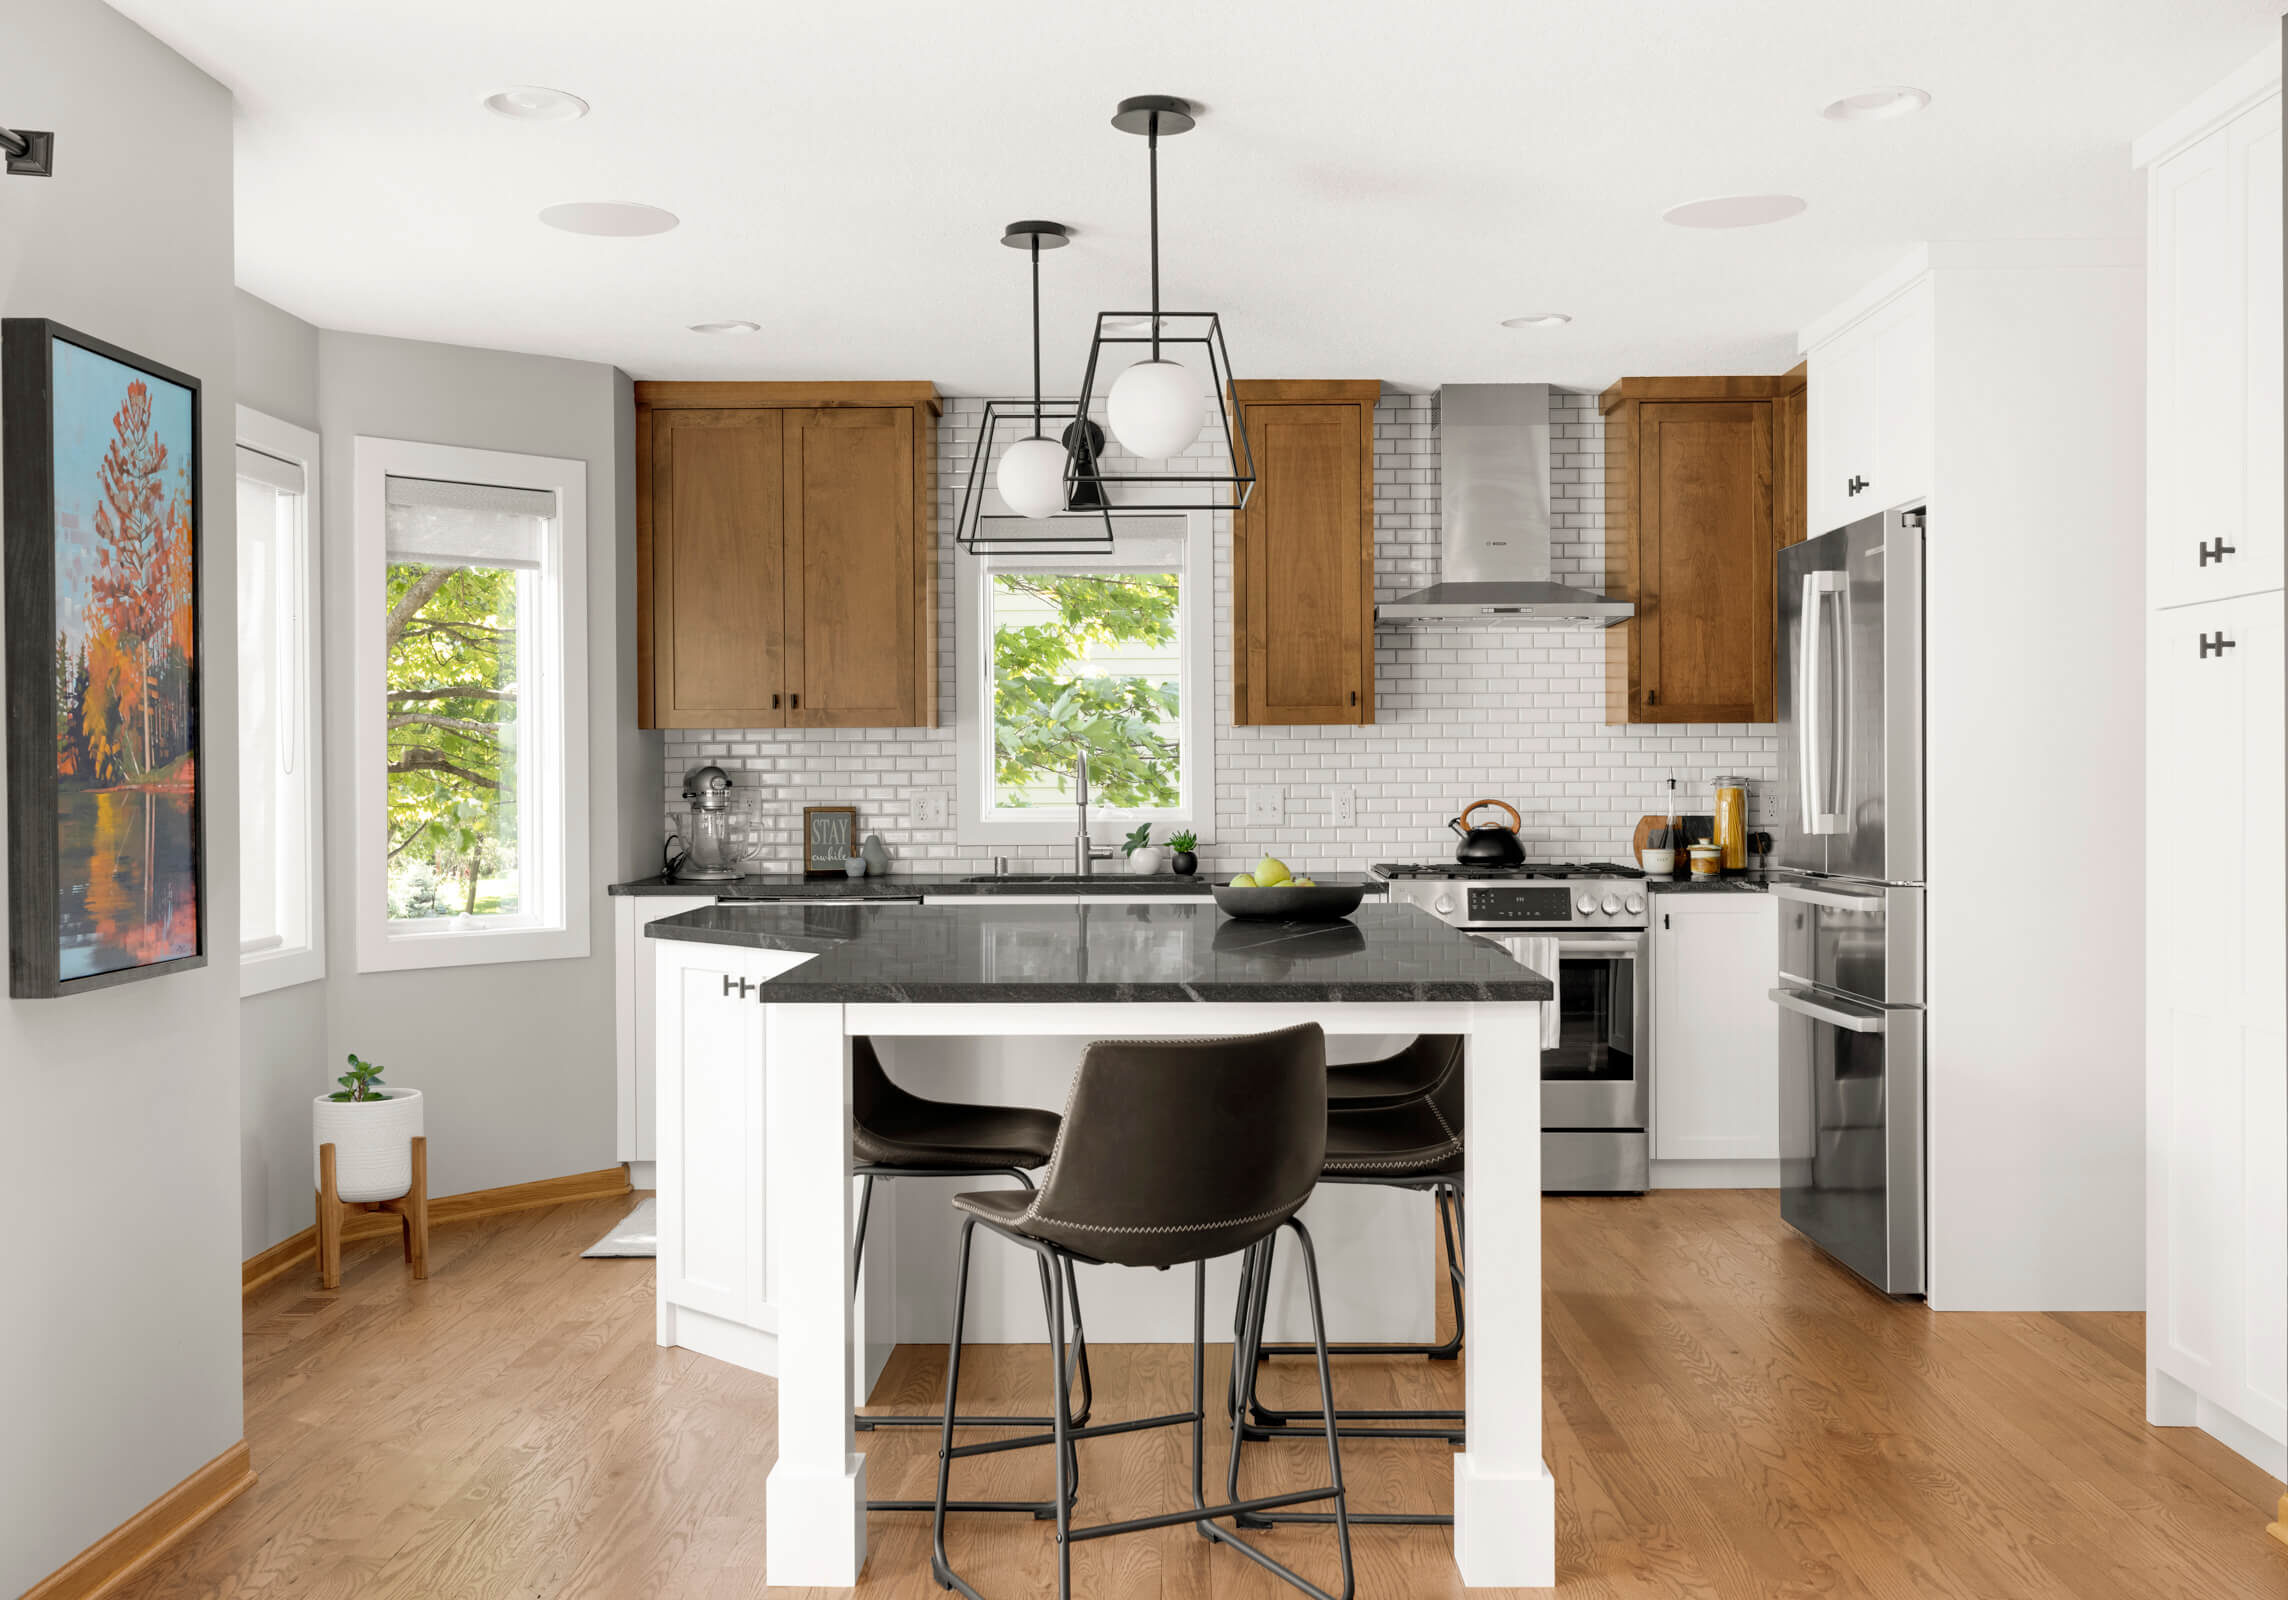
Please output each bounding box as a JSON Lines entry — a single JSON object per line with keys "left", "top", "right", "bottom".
{"left": 1771, "top": 506, "right": 1927, "bottom": 1295}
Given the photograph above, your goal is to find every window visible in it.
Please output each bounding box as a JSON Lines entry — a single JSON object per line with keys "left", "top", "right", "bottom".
{"left": 955, "top": 513, "right": 1214, "bottom": 843}
{"left": 351, "top": 438, "right": 588, "bottom": 971}
{"left": 235, "top": 407, "right": 324, "bottom": 995}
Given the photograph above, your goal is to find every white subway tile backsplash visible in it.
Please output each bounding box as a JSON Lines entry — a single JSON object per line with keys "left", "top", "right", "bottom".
{"left": 654, "top": 389, "right": 1779, "bottom": 878}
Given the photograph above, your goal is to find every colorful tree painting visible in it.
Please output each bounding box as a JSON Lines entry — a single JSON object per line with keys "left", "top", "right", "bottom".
{"left": 46, "top": 341, "right": 200, "bottom": 981}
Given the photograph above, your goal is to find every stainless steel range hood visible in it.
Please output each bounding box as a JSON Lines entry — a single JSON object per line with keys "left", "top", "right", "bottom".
{"left": 1376, "top": 383, "right": 1634, "bottom": 628}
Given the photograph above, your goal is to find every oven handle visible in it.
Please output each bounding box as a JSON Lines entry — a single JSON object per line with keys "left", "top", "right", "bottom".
{"left": 1768, "top": 985, "right": 1888, "bottom": 1034}
{"left": 1557, "top": 935, "right": 1644, "bottom": 957}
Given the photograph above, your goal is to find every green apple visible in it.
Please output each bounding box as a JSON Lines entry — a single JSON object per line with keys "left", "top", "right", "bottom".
{"left": 1229, "top": 873, "right": 1259, "bottom": 888}
{"left": 1253, "top": 855, "right": 1292, "bottom": 886}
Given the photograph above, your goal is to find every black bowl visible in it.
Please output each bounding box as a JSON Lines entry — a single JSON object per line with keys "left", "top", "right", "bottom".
{"left": 1209, "top": 883, "right": 1368, "bottom": 922}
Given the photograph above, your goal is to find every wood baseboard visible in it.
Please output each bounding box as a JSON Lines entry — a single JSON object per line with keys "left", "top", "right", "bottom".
{"left": 22, "top": 1440, "right": 254, "bottom": 1600}
{"left": 242, "top": 1165, "right": 632, "bottom": 1294}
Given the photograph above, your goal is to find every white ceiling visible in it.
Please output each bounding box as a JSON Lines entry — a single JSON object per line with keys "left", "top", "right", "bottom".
{"left": 113, "top": 0, "right": 2282, "bottom": 394}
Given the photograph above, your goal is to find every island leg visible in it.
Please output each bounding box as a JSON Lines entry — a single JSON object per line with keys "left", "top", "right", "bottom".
{"left": 1452, "top": 1001, "right": 1556, "bottom": 1587}
{"left": 763, "top": 1002, "right": 868, "bottom": 1586}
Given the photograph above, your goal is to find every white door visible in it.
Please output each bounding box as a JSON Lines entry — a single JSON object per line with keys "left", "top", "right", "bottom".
{"left": 2147, "top": 592, "right": 2287, "bottom": 1443}
{"left": 654, "top": 945, "right": 769, "bottom": 1330}
{"left": 2232, "top": 96, "right": 2284, "bottom": 601}
{"left": 1809, "top": 324, "right": 1879, "bottom": 535}
{"left": 1869, "top": 278, "right": 1936, "bottom": 515}
{"left": 1653, "top": 894, "right": 1781, "bottom": 1161}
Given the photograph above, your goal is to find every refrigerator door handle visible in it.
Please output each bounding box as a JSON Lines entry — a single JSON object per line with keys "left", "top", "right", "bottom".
{"left": 1770, "top": 879, "right": 1888, "bottom": 911}
{"left": 1769, "top": 984, "right": 1889, "bottom": 1033}
{"left": 1800, "top": 570, "right": 1851, "bottom": 833}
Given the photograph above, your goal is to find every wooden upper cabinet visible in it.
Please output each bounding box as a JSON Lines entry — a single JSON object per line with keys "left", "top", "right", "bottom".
{"left": 1601, "top": 377, "right": 1784, "bottom": 725}
{"left": 1775, "top": 362, "right": 1809, "bottom": 548}
{"left": 636, "top": 383, "right": 938, "bottom": 730}
{"left": 1231, "top": 380, "right": 1378, "bottom": 725}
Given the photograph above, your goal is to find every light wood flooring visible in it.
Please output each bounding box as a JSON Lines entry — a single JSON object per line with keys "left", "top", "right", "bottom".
{"left": 111, "top": 1190, "right": 2285, "bottom": 1599}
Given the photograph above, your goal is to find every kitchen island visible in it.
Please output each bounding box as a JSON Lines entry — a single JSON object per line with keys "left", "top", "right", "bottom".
{"left": 644, "top": 898, "right": 1554, "bottom": 1589}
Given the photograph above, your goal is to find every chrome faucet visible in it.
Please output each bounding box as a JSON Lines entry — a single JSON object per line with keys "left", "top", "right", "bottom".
{"left": 1073, "top": 752, "right": 1117, "bottom": 876}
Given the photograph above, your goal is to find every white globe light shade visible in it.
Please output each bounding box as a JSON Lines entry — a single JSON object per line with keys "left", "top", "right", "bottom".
{"left": 1107, "top": 359, "right": 1206, "bottom": 459}
{"left": 994, "top": 435, "right": 1069, "bottom": 520}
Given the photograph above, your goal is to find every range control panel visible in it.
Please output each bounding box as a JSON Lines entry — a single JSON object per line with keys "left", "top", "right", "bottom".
{"left": 1467, "top": 886, "right": 1574, "bottom": 923}
{"left": 1385, "top": 877, "right": 1649, "bottom": 929}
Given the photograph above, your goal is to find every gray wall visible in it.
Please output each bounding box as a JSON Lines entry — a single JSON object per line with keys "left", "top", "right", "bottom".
{"left": 233, "top": 291, "right": 331, "bottom": 1256}
{"left": 0, "top": 3, "right": 245, "bottom": 1591}
{"left": 311, "top": 332, "right": 644, "bottom": 1206}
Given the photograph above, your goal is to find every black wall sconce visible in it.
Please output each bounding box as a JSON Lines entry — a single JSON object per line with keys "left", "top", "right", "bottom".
{"left": 2, "top": 125, "right": 55, "bottom": 178}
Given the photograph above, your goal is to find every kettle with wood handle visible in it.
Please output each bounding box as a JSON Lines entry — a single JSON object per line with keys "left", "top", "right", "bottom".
{"left": 1448, "top": 798, "right": 1526, "bottom": 867}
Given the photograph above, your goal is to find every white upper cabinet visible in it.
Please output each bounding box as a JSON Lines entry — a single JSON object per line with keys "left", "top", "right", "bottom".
{"left": 1806, "top": 275, "right": 1934, "bottom": 535}
{"left": 2148, "top": 91, "right": 2284, "bottom": 608}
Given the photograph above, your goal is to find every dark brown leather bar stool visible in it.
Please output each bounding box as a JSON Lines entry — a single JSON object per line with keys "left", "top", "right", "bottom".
{"left": 849, "top": 1036, "right": 1092, "bottom": 1518}
{"left": 1227, "top": 1034, "right": 1466, "bottom": 1529}
{"left": 932, "top": 1023, "right": 1354, "bottom": 1600}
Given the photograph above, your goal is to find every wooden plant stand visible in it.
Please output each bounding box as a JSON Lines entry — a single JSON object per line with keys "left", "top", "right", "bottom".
{"left": 316, "top": 1136, "right": 430, "bottom": 1290}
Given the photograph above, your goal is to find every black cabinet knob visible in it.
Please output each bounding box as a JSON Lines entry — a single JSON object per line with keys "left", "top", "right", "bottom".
{"left": 2198, "top": 538, "right": 2238, "bottom": 567}
{"left": 1846, "top": 475, "right": 1869, "bottom": 496}
{"left": 2199, "top": 632, "right": 2237, "bottom": 658}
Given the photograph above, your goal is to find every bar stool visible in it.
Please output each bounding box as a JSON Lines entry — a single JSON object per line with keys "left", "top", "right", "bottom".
{"left": 1228, "top": 1035, "right": 1466, "bottom": 1528}
{"left": 932, "top": 1023, "right": 1354, "bottom": 1600}
{"left": 848, "top": 1036, "right": 1093, "bottom": 1518}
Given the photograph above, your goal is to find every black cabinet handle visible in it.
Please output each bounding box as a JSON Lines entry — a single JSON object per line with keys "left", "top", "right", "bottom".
{"left": 771, "top": 692, "right": 781, "bottom": 709}
{"left": 720, "top": 974, "right": 755, "bottom": 998}
{"left": 789, "top": 693, "right": 800, "bottom": 710}
{"left": 1846, "top": 475, "right": 1869, "bottom": 497}
{"left": 2198, "top": 538, "right": 2238, "bottom": 567}
{"left": 2199, "top": 632, "right": 2237, "bottom": 658}
{"left": 1662, "top": 912, "right": 1670, "bottom": 931}
{"left": 1349, "top": 689, "right": 1357, "bottom": 707}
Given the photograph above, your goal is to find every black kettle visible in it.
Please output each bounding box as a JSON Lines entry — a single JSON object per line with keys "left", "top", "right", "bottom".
{"left": 1448, "top": 799, "right": 1526, "bottom": 867}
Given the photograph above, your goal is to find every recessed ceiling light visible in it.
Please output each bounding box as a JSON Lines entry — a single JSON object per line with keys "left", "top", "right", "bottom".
{"left": 539, "top": 202, "right": 680, "bottom": 237}
{"left": 484, "top": 85, "right": 589, "bottom": 122}
{"left": 1661, "top": 194, "right": 1808, "bottom": 230}
{"left": 1501, "top": 313, "right": 1573, "bottom": 328}
{"left": 689, "top": 320, "right": 761, "bottom": 335}
{"left": 1822, "top": 86, "right": 1932, "bottom": 123}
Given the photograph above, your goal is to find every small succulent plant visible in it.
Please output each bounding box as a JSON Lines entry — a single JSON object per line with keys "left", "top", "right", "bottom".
{"left": 1167, "top": 830, "right": 1198, "bottom": 853}
{"left": 329, "top": 1053, "right": 389, "bottom": 1103}
{"left": 1121, "top": 822, "right": 1154, "bottom": 856}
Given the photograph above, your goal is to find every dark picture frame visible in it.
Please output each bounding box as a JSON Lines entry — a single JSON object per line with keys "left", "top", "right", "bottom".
{"left": 4, "top": 319, "right": 206, "bottom": 997}
{"left": 802, "top": 805, "right": 857, "bottom": 876}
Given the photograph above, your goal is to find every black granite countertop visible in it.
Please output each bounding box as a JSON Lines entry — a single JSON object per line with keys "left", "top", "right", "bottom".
{"left": 643, "top": 900, "right": 1550, "bottom": 1004}
{"left": 1647, "top": 874, "right": 1774, "bottom": 894}
{"left": 610, "top": 872, "right": 1385, "bottom": 901}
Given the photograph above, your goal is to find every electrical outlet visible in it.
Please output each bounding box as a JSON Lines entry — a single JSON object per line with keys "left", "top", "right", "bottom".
{"left": 1246, "top": 786, "right": 1285, "bottom": 826}
{"left": 1330, "top": 786, "right": 1357, "bottom": 827}
{"left": 913, "top": 790, "right": 950, "bottom": 829}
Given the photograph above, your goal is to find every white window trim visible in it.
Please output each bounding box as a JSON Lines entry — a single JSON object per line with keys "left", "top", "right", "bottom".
{"left": 351, "top": 435, "right": 589, "bottom": 972}
{"left": 235, "top": 405, "right": 327, "bottom": 997}
{"left": 954, "top": 509, "right": 1216, "bottom": 846}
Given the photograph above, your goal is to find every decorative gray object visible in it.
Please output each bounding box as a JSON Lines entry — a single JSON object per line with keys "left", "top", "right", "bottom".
{"left": 860, "top": 832, "right": 891, "bottom": 876}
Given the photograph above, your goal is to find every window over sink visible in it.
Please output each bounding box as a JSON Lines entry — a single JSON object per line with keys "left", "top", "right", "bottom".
{"left": 953, "top": 512, "right": 1214, "bottom": 845}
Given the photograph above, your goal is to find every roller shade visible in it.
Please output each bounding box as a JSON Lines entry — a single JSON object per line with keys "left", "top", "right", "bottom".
{"left": 385, "top": 474, "right": 554, "bottom": 571}
{"left": 235, "top": 444, "right": 305, "bottom": 495}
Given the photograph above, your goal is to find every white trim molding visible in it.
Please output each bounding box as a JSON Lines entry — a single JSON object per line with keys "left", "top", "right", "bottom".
{"left": 952, "top": 509, "right": 1217, "bottom": 847}
{"left": 350, "top": 435, "right": 590, "bottom": 973}
{"left": 235, "top": 404, "right": 327, "bottom": 997}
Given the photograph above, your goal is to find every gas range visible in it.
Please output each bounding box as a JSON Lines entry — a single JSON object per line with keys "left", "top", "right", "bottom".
{"left": 1370, "top": 862, "right": 1650, "bottom": 929}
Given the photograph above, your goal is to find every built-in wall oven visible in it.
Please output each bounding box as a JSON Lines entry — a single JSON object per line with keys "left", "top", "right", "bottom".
{"left": 1375, "top": 864, "right": 1651, "bottom": 1192}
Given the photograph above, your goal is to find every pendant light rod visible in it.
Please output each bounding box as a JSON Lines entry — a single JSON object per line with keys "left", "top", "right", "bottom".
{"left": 1000, "top": 220, "right": 1070, "bottom": 439}
{"left": 1110, "top": 95, "right": 1195, "bottom": 362}
{"left": 1148, "top": 114, "right": 1161, "bottom": 361}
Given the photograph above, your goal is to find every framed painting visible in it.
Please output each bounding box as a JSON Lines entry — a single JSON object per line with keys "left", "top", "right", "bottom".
{"left": 4, "top": 319, "right": 205, "bottom": 997}
{"left": 802, "top": 804, "right": 857, "bottom": 876}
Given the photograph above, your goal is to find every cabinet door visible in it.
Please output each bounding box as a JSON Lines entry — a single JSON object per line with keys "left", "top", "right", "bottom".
{"left": 2233, "top": 97, "right": 2284, "bottom": 600}
{"left": 650, "top": 411, "right": 787, "bottom": 728}
{"left": 2151, "top": 127, "right": 2244, "bottom": 609}
{"left": 1775, "top": 375, "right": 1809, "bottom": 548}
{"left": 783, "top": 407, "right": 920, "bottom": 727}
{"left": 1869, "top": 278, "right": 1935, "bottom": 515}
{"left": 1653, "top": 894, "right": 1780, "bottom": 1160}
{"left": 2148, "top": 593, "right": 2286, "bottom": 1437}
{"left": 1637, "top": 401, "right": 1774, "bottom": 722}
{"left": 654, "top": 948, "right": 768, "bottom": 1329}
{"left": 1235, "top": 400, "right": 1373, "bottom": 725}
{"left": 1809, "top": 327, "right": 1878, "bottom": 535}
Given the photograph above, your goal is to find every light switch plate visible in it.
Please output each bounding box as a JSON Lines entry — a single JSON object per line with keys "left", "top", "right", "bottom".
{"left": 1246, "top": 786, "right": 1285, "bottom": 826}
{"left": 1330, "top": 786, "right": 1357, "bottom": 827}
{"left": 914, "top": 790, "right": 950, "bottom": 829}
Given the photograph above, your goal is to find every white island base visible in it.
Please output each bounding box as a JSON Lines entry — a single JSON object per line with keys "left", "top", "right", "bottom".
{"left": 650, "top": 934, "right": 1554, "bottom": 1590}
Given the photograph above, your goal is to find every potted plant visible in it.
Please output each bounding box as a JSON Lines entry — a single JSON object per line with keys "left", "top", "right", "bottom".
{"left": 1123, "top": 822, "right": 1168, "bottom": 876}
{"left": 1167, "top": 830, "right": 1199, "bottom": 877}
{"left": 313, "top": 1053, "right": 424, "bottom": 1203}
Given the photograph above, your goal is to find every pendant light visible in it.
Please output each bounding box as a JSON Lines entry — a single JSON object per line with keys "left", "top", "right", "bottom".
{"left": 1068, "top": 96, "right": 1254, "bottom": 511}
{"left": 954, "top": 220, "right": 1119, "bottom": 555}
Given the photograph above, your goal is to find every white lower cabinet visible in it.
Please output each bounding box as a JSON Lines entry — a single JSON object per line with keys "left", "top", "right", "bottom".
{"left": 613, "top": 893, "right": 716, "bottom": 1170}
{"left": 1652, "top": 893, "right": 1780, "bottom": 1163}
{"left": 2146, "top": 592, "right": 2287, "bottom": 1466}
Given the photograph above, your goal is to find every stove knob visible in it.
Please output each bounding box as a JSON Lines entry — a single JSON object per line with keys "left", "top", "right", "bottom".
{"left": 1624, "top": 893, "right": 1645, "bottom": 915}
{"left": 1576, "top": 894, "right": 1597, "bottom": 916}
{"left": 1600, "top": 894, "right": 1622, "bottom": 916}
{"left": 1433, "top": 894, "right": 1455, "bottom": 916}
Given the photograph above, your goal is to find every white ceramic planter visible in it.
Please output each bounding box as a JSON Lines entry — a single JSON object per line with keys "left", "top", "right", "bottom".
{"left": 313, "top": 1087, "right": 424, "bottom": 1202}
{"left": 1126, "top": 846, "right": 1168, "bottom": 876}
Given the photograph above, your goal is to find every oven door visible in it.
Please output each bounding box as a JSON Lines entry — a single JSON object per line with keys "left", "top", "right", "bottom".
{"left": 1529, "top": 931, "right": 1648, "bottom": 1132}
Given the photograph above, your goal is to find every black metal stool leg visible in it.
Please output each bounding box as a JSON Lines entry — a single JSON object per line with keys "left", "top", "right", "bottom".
{"left": 1254, "top": 1182, "right": 1465, "bottom": 1363}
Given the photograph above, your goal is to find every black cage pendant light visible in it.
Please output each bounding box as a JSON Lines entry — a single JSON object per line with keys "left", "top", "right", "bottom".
{"left": 1065, "top": 95, "right": 1255, "bottom": 512}
{"left": 954, "top": 219, "right": 1123, "bottom": 555}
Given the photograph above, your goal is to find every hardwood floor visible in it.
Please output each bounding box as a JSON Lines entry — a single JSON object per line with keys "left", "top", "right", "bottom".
{"left": 111, "top": 1191, "right": 2284, "bottom": 1599}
